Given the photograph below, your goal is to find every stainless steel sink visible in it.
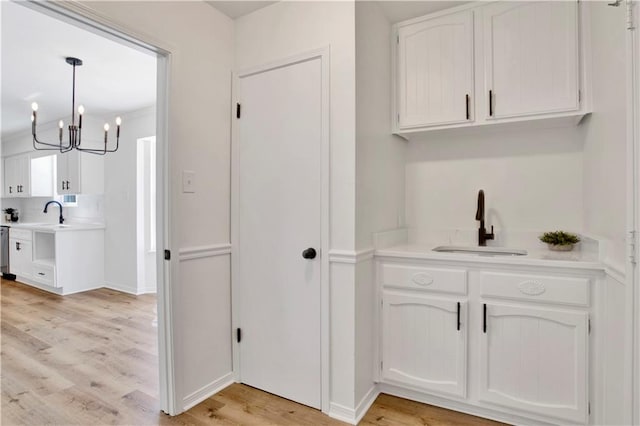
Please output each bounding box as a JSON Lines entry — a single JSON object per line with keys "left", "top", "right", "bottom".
{"left": 433, "top": 245, "right": 528, "bottom": 256}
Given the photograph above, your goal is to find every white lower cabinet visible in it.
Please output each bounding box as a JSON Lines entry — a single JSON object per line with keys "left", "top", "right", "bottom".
{"left": 378, "top": 259, "right": 594, "bottom": 425}
{"left": 9, "top": 238, "right": 32, "bottom": 278}
{"left": 382, "top": 291, "right": 467, "bottom": 398}
{"left": 479, "top": 303, "right": 588, "bottom": 424}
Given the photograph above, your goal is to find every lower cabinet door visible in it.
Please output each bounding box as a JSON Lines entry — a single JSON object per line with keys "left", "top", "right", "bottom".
{"left": 9, "top": 239, "right": 32, "bottom": 278}
{"left": 479, "top": 303, "right": 588, "bottom": 423}
{"left": 382, "top": 291, "right": 467, "bottom": 398}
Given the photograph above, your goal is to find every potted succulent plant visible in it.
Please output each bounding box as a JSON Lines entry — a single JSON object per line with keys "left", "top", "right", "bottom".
{"left": 539, "top": 231, "right": 580, "bottom": 252}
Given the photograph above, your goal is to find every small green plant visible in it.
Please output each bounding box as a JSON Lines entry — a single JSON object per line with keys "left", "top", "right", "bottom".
{"left": 539, "top": 231, "right": 580, "bottom": 246}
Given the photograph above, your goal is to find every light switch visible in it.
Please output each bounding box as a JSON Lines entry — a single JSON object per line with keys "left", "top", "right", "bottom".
{"left": 182, "top": 170, "right": 196, "bottom": 193}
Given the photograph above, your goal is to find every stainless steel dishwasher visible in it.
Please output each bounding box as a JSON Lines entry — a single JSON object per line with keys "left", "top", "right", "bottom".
{"left": 1, "top": 226, "right": 16, "bottom": 280}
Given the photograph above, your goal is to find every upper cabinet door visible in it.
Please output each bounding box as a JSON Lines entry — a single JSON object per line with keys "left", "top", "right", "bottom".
{"left": 397, "top": 10, "right": 474, "bottom": 129}
{"left": 483, "top": 1, "right": 579, "bottom": 119}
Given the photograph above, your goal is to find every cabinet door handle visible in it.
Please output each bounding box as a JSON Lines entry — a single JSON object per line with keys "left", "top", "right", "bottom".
{"left": 457, "top": 302, "right": 461, "bottom": 331}
{"left": 38, "top": 272, "right": 45, "bottom": 276}
{"left": 483, "top": 303, "right": 487, "bottom": 333}
{"left": 465, "top": 94, "right": 470, "bottom": 120}
{"left": 66, "top": 180, "right": 70, "bottom": 190}
{"left": 9, "top": 186, "right": 12, "bottom": 194}
{"left": 489, "top": 90, "right": 494, "bottom": 117}
{"left": 15, "top": 242, "right": 20, "bottom": 251}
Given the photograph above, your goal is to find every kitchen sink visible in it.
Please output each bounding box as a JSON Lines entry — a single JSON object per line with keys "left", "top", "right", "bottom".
{"left": 432, "top": 246, "right": 528, "bottom": 256}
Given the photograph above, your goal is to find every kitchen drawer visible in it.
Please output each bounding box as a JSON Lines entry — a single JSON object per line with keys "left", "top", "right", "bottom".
{"left": 32, "top": 263, "right": 56, "bottom": 287}
{"left": 9, "top": 228, "right": 32, "bottom": 241}
{"left": 380, "top": 263, "right": 467, "bottom": 295}
{"left": 480, "top": 271, "right": 590, "bottom": 307}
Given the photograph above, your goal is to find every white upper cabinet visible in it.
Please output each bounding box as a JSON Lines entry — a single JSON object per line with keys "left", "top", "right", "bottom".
{"left": 56, "top": 151, "right": 104, "bottom": 195}
{"left": 483, "top": 1, "right": 579, "bottom": 119}
{"left": 4, "top": 154, "right": 31, "bottom": 198}
{"left": 393, "top": 1, "right": 587, "bottom": 138}
{"left": 397, "top": 10, "right": 474, "bottom": 129}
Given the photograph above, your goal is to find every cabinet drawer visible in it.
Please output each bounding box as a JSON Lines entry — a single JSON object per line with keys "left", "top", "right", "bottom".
{"left": 380, "top": 264, "right": 467, "bottom": 295}
{"left": 9, "top": 228, "right": 32, "bottom": 241}
{"left": 480, "top": 271, "right": 590, "bottom": 307}
{"left": 32, "top": 263, "right": 56, "bottom": 287}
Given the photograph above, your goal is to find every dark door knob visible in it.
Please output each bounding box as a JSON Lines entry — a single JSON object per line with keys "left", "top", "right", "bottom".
{"left": 302, "top": 248, "right": 317, "bottom": 259}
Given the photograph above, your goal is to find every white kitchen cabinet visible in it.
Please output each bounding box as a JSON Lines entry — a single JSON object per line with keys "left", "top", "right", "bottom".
{"left": 483, "top": 1, "right": 580, "bottom": 119}
{"left": 9, "top": 225, "right": 104, "bottom": 295}
{"left": 382, "top": 291, "right": 467, "bottom": 398}
{"left": 56, "top": 151, "right": 104, "bottom": 194}
{"left": 479, "top": 302, "right": 588, "bottom": 424}
{"left": 9, "top": 229, "right": 32, "bottom": 278}
{"left": 397, "top": 9, "right": 474, "bottom": 129}
{"left": 4, "top": 154, "right": 30, "bottom": 197}
{"left": 393, "top": 1, "right": 587, "bottom": 138}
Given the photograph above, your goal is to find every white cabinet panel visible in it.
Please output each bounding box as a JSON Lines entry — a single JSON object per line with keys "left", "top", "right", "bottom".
{"left": 479, "top": 303, "right": 588, "bottom": 423}
{"left": 483, "top": 1, "right": 579, "bottom": 119}
{"left": 382, "top": 291, "right": 467, "bottom": 398}
{"left": 56, "top": 151, "right": 103, "bottom": 195}
{"left": 9, "top": 238, "right": 32, "bottom": 279}
{"left": 4, "top": 155, "right": 31, "bottom": 197}
{"left": 397, "top": 10, "right": 474, "bottom": 128}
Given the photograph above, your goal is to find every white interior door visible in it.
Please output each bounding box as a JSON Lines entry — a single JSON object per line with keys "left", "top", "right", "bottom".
{"left": 237, "top": 56, "right": 322, "bottom": 409}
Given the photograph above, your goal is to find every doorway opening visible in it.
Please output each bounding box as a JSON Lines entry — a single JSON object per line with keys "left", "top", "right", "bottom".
{"left": 0, "top": 0, "right": 174, "bottom": 421}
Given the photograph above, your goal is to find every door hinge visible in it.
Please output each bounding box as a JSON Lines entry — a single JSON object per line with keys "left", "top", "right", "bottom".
{"left": 236, "top": 328, "right": 242, "bottom": 343}
{"left": 236, "top": 103, "right": 241, "bottom": 119}
{"left": 164, "top": 249, "right": 171, "bottom": 260}
{"left": 629, "top": 230, "right": 637, "bottom": 264}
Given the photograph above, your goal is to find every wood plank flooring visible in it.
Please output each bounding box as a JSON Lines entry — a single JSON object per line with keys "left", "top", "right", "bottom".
{"left": 1, "top": 278, "right": 505, "bottom": 425}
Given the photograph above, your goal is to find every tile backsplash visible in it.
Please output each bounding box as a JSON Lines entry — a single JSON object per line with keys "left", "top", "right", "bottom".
{"left": 1, "top": 195, "right": 104, "bottom": 224}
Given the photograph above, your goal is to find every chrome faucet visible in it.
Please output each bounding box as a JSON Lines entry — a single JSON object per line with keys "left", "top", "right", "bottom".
{"left": 475, "top": 190, "right": 494, "bottom": 246}
{"left": 43, "top": 201, "right": 65, "bottom": 224}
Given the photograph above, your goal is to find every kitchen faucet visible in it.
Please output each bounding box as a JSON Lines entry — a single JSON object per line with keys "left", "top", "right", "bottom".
{"left": 43, "top": 201, "right": 65, "bottom": 224}
{"left": 475, "top": 190, "right": 494, "bottom": 246}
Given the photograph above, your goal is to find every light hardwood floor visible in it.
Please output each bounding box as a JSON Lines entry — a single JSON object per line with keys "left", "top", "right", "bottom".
{"left": 1, "top": 278, "right": 505, "bottom": 425}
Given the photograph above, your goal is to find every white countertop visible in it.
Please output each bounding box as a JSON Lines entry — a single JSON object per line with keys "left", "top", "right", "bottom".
{"left": 375, "top": 243, "right": 604, "bottom": 272}
{"left": 6, "top": 222, "right": 105, "bottom": 232}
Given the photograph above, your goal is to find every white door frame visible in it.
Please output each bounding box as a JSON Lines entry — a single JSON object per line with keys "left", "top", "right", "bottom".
{"left": 628, "top": 1, "right": 639, "bottom": 424}
{"left": 231, "top": 47, "right": 331, "bottom": 413}
{"left": 19, "top": 0, "right": 180, "bottom": 415}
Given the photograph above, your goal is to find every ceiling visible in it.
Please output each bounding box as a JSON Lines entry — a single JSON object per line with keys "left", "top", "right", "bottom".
{"left": 206, "top": 1, "right": 467, "bottom": 23}
{"left": 206, "top": 1, "right": 278, "bottom": 19}
{"left": 1, "top": 1, "right": 157, "bottom": 139}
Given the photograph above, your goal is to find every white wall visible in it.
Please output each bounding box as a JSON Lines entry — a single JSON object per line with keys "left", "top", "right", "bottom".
{"left": 104, "top": 107, "right": 155, "bottom": 295}
{"left": 580, "top": 2, "right": 627, "bottom": 270}
{"left": 77, "top": 0, "right": 235, "bottom": 411}
{"left": 356, "top": 1, "right": 406, "bottom": 251}
{"left": 405, "top": 125, "right": 584, "bottom": 245}
{"left": 354, "top": 1, "right": 404, "bottom": 412}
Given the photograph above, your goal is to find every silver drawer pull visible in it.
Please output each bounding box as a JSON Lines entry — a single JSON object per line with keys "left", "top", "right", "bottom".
{"left": 411, "top": 273, "right": 434, "bottom": 286}
{"left": 518, "top": 281, "right": 546, "bottom": 296}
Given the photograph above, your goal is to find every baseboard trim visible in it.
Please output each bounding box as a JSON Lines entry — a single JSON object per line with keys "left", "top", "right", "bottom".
{"left": 355, "top": 386, "right": 379, "bottom": 423}
{"left": 182, "top": 372, "right": 234, "bottom": 411}
{"left": 104, "top": 281, "right": 139, "bottom": 295}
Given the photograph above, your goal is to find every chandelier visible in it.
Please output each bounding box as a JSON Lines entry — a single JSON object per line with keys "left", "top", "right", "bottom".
{"left": 31, "top": 57, "right": 121, "bottom": 155}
